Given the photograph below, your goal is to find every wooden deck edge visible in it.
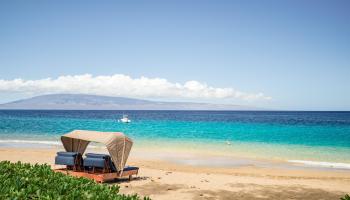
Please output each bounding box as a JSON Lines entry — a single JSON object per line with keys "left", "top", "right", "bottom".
{"left": 54, "top": 168, "right": 139, "bottom": 183}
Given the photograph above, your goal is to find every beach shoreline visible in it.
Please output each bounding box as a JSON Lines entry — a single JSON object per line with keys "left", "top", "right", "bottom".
{"left": 2, "top": 139, "right": 350, "bottom": 171}
{"left": 1, "top": 147, "right": 349, "bottom": 200}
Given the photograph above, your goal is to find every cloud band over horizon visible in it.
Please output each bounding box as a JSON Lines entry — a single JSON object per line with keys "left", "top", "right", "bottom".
{"left": 0, "top": 74, "right": 271, "bottom": 102}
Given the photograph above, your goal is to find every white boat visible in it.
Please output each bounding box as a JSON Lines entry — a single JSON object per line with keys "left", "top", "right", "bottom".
{"left": 119, "top": 115, "right": 131, "bottom": 123}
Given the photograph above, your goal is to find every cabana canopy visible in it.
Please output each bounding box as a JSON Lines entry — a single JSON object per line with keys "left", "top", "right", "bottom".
{"left": 61, "top": 130, "right": 133, "bottom": 172}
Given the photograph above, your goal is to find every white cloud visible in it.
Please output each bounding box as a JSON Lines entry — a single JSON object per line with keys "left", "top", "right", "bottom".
{"left": 0, "top": 74, "right": 272, "bottom": 101}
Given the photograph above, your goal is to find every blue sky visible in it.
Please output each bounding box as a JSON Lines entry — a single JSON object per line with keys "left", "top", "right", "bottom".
{"left": 0, "top": 0, "right": 349, "bottom": 110}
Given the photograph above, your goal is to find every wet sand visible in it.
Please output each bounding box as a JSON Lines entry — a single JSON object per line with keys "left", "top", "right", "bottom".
{"left": 0, "top": 147, "right": 349, "bottom": 200}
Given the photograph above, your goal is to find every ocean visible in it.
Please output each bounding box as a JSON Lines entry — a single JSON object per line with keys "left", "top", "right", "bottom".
{"left": 1, "top": 110, "right": 350, "bottom": 169}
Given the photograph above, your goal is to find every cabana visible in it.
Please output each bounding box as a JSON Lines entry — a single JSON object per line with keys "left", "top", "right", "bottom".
{"left": 54, "top": 130, "right": 139, "bottom": 183}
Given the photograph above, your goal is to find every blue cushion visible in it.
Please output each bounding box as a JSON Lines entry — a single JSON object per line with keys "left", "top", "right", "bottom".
{"left": 123, "top": 166, "right": 139, "bottom": 171}
{"left": 83, "top": 157, "right": 106, "bottom": 168}
{"left": 57, "top": 151, "right": 79, "bottom": 157}
{"left": 55, "top": 155, "right": 75, "bottom": 166}
{"left": 85, "top": 153, "right": 110, "bottom": 159}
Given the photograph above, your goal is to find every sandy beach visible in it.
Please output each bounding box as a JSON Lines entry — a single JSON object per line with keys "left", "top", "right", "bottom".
{"left": 1, "top": 147, "right": 349, "bottom": 200}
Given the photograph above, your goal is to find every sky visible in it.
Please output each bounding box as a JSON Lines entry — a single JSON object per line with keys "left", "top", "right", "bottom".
{"left": 0, "top": 0, "right": 349, "bottom": 110}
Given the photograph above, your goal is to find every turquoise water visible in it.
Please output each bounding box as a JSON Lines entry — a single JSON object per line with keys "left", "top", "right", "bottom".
{"left": 1, "top": 110, "right": 350, "bottom": 165}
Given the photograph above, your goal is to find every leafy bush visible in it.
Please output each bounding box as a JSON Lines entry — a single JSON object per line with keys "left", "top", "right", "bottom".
{"left": 0, "top": 161, "right": 149, "bottom": 200}
{"left": 341, "top": 194, "right": 350, "bottom": 200}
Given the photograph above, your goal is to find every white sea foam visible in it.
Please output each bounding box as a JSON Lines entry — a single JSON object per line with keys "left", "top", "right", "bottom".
{"left": 288, "top": 160, "right": 350, "bottom": 169}
{"left": 0, "top": 139, "right": 61, "bottom": 145}
{"left": 0, "top": 139, "right": 103, "bottom": 149}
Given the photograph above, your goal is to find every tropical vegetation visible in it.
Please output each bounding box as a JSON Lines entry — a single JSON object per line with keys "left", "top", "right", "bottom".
{"left": 341, "top": 194, "right": 350, "bottom": 200}
{"left": 0, "top": 161, "right": 149, "bottom": 200}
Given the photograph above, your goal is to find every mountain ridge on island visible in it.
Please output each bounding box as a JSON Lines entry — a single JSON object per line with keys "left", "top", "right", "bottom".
{"left": 0, "top": 94, "right": 260, "bottom": 110}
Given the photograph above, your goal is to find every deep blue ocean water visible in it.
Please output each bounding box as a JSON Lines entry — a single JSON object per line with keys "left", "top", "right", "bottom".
{"left": 1, "top": 110, "right": 350, "bottom": 164}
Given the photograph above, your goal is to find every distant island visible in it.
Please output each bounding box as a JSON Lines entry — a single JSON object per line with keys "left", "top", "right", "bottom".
{"left": 0, "top": 94, "right": 258, "bottom": 110}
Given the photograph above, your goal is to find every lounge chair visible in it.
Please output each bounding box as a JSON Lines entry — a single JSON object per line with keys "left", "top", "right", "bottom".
{"left": 83, "top": 153, "right": 139, "bottom": 178}
{"left": 54, "top": 151, "right": 82, "bottom": 171}
{"left": 83, "top": 153, "right": 112, "bottom": 173}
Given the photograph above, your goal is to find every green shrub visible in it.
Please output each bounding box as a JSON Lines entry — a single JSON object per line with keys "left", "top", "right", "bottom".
{"left": 0, "top": 161, "right": 150, "bottom": 200}
{"left": 341, "top": 194, "right": 350, "bottom": 200}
